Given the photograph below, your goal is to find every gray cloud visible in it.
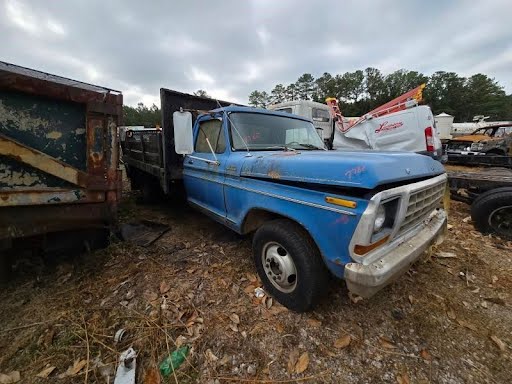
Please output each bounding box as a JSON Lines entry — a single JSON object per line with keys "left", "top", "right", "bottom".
{"left": 1, "top": 0, "right": 511, "bottom": 106}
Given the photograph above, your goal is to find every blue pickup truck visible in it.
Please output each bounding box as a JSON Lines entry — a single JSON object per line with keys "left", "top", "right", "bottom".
{"left": 121, "top": 89, "right": 448, "bottom": 312}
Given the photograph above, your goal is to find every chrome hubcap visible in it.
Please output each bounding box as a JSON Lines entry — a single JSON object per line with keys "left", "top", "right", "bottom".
{"left": 261, "top": 242, "right": 297, "bottom": 293}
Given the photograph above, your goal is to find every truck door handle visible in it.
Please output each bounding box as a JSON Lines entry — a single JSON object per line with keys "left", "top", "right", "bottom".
{"left": 188, "top": 159, "right": 194, "bottom": 164}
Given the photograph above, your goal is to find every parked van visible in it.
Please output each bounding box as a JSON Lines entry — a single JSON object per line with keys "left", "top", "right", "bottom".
{"left": 268, "top": 100, "right": 335, "bottom": 143}
{"left": 269, "top": 100, "right": 443, "bottom": 161}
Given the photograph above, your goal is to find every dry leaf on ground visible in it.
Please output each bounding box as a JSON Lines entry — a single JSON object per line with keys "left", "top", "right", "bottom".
{"left": 36, "top": 366, "right": 56, "bottom": 379}
{"left": 159, "top": 281, "right": 170, "bottom": 294}
{"left": 490, "top": 335, "right": 506, "bottom": 351}
{"left": 348, "top": 292, "right": 363, "bottom": 304}
{"left": 229, "top": 323, "right": 238, "bottom": 332}
{"left": 229, "top": 313, "right": 240, "bottom": 324}
{"left": 0, "top": 371, "right": 20, "bottom": 384}
{"left": 396, "top": 372, "right": 410, "bottom": 384}
{"left": 334, "top": 334, "right": 351, "bottom": 349}
{"left": 247, "top": 273, "right": 258, "bottom": 283}
{"left": 420, "top": 349, "right": 432, "bottom": 361}
{"left": 143, "top": 366, "right": 161, "bottom": 384}
{"left": 143, "top": 290, "right": 159, "bottom": 303}
{"left": 58, "top": 359, "right": 87, "bottom": 378}
{"left": 205, "top": 349, "right": 219, "bottom": 362}
{"left": 446, "top": 308, "right": 456, "bottom": 320}
{"left": 244, "top": 284, "right": 256, "bottom": 294}
{"left": 379, "top": 336, "right": 396, "bottom": 349}
{"left": 408, "top": 295, "right": 414, "bottom": 305}
{"left": 457, "top": 319, "right": 478, "bottom": 332}
{"left": 287, "top": 350, "right": 299, "bottom": 374}
{"left": 483, "top": 297, "right": 506, "bottom": 306}
{"left": 307, "top": 318, "right": 322, "bottom": 327}
{"left": 435, "top": 251, "right": 457, "bottom": 258}
{"left": 295, "top": 352, "right": 309, "bottom": 374}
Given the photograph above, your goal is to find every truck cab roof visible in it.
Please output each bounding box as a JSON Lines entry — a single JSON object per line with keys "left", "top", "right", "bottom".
{"left": 207, "top": 105, "right": 313, "bottom": 122}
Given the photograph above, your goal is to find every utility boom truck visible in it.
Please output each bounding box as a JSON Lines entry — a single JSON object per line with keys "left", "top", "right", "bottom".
{"left": 121, "top": 89, "right": 448, "bottom": 312}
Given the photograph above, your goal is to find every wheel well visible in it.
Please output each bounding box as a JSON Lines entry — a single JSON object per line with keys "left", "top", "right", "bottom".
{"left": 242, "top": 209, "right": 285, "bottom": 234}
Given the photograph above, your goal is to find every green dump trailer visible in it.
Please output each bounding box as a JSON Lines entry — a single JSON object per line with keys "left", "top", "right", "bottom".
{"left": 0, "top": 61, "right": 123, "bottom": 273}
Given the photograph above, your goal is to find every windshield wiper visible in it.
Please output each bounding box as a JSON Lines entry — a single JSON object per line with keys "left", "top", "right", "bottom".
{"left": 297, "top": 143, "right": 327, "bottom": 150}
{"left": 262, "top": 145, "right": 297, "bottom": 152}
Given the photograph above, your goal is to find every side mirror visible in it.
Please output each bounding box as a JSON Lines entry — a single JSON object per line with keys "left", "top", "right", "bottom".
{"left": 173, "top": 111, "right": 193, "bottom": 154}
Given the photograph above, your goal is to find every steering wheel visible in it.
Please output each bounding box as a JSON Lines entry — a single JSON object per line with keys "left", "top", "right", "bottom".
{"left": 285, "top": 141, "right": 300, "bottom": 146}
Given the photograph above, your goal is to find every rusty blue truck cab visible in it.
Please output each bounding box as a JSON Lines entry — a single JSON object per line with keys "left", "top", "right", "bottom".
{"left": 123, "top": 93, "right": 448, "bottom": 312}
{"left": 0, "top": 62, "right": 122, "bottom": 267}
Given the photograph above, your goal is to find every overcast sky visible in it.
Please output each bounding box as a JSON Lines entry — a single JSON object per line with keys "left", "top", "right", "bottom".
{"left": 1, "top": 0, "right": 511, "bottom": 106}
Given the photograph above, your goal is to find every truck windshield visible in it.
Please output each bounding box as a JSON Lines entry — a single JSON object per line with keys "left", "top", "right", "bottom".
{"left": 229, "top": 112, "right": 325, "bottom": 151}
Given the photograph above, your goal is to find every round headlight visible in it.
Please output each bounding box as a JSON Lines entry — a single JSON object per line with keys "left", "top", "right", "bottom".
{"left": 373, "top": 205, "right": 386, "bottom": 233}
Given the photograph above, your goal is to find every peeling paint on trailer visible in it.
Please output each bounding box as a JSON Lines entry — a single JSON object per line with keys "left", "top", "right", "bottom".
{"left": 0, "top": 61, "right": 123, "bottom": 246}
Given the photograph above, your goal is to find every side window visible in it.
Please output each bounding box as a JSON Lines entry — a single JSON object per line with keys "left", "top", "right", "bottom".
{"left": 195, "top": 119, "right": 226, "bottom": 153}
{"left": 312, "top": 108, "right": 330, "bottom": 122}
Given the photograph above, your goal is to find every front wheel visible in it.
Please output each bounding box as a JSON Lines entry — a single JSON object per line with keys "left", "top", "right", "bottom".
{"left": 252, "top": 219, "right": 330, "bottom": 312}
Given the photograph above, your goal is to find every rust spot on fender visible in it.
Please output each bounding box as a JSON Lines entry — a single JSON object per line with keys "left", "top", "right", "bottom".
{"left": 334, "top": 215, "right": 350, "bottom": 225}
{"left": 268, "top": 170, "right": 280, "bottom": 179}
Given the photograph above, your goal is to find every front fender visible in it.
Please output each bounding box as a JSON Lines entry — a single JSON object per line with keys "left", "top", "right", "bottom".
{"left": 224, "top": 176, "right": 368, "bottom": 277}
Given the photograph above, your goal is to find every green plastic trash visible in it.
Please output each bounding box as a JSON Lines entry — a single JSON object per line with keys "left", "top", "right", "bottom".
{"left": 159, "top": 346, "right": 190, "bottom": 377}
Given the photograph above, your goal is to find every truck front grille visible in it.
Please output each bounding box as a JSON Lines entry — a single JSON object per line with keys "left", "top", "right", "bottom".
{"left": 447, "top": 141, "right": 471, "bottom": 152}
{"left": 399, "top": 180, "right": 446, "bottom": 235}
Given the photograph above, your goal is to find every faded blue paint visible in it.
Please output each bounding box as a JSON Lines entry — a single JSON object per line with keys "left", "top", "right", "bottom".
{"left": 182, "top": 107, "right": 445, "bottom": 277}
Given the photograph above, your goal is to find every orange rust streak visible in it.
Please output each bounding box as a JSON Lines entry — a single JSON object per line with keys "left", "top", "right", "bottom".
{"left": 0, "top": 134, "right": 88, "bottom": 188}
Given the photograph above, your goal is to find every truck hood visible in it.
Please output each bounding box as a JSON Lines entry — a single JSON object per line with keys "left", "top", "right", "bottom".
{"left": 451, "top": 135, "right": 492, "bottom": 143}
{"left": 240, "top": 150, "right": 444, "bottom": 190}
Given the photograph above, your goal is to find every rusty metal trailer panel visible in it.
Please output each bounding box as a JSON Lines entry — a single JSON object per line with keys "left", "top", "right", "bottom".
{"left": 0, "top": 61, "right": 122, "bottom": 250}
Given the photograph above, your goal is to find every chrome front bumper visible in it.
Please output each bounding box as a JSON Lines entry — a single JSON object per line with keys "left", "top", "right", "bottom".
{"left": 344, "top": 209, "right": 447, "bottom": 298}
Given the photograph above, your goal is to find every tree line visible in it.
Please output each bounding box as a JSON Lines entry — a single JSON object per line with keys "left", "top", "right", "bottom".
{"left": 122, "top": 90, "right": 210, "bottom": 127}
{"left": 248, "top": 69, "right": 512, "bottom": 122}
{"left": 123, "top": 72, "right": 512, "bottom": 126}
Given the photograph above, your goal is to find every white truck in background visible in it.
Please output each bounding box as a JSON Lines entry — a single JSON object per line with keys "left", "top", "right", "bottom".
{"left": 268, "top": 100, "right": 336, "bottom": 142}
{"left": 269, "top": 91, "right": 443, "bottom": 161}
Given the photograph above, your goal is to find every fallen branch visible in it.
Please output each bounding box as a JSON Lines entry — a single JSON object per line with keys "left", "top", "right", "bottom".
{"left": 210, "top": 371, "right": 328, "bottom": 383}
{"left": 82, "top": 315, "right": 90, "bottom": 384}
{"left": 1, "top": 320, "right": 53, "bottom": 333}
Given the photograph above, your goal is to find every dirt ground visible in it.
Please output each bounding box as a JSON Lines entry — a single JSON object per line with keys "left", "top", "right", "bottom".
{"left": 1, "top": 174, "right": 511, "bottom": 383}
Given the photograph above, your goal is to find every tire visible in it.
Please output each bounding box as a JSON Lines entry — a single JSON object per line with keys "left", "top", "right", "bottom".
{"left": 141, "top": 177, "right": 163, "bottom": 204}
{"left": 252, "top": 219, "right": 330, "bottom": 312}
{"left": 0, "top": 253, "right": 12, "bottom": 284}
{"left": 471, "top": 188, "right": 512, "bottom": 239}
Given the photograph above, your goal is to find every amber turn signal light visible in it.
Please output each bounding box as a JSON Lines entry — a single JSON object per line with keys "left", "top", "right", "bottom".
{"left": 354, "top": 236, "right": 390, "bottom": 255}
{"left": 325, "top": 196, "right": 357, "bottom": 209}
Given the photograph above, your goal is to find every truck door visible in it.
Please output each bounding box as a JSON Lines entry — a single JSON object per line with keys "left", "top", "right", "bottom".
{"left": 183, "top": 116, "right": 228, "bottom": 219}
